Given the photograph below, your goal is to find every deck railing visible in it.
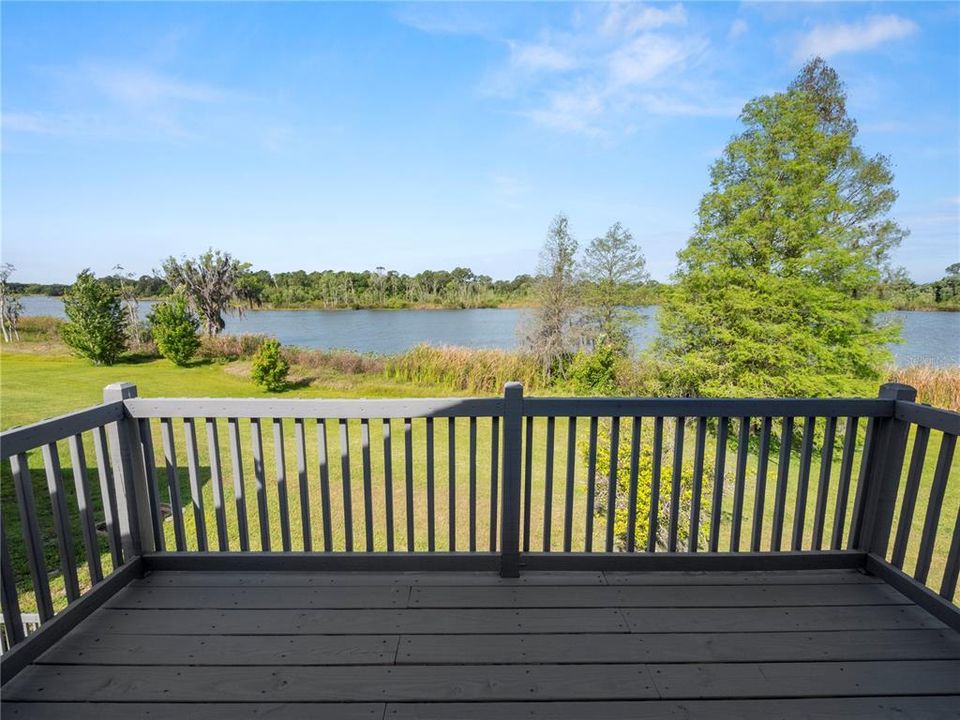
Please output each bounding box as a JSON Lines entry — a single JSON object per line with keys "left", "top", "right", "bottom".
{"left": 1, "top": 381, "right": 957, "bottom": 652}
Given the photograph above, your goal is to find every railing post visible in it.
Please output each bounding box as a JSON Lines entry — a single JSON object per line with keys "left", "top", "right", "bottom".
{"left": 855, "top": 383, "right": 916, "bottom": 556}
{"left": 103, "top": 383, "right": 156, "bottom": 558}
{"left": 500, "top": 382, "right": 523, "bottom": 577}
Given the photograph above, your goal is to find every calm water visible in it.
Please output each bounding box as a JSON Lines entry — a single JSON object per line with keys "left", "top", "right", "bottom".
{"left": 18, "top": 296, "right": 960, "bottom": 367}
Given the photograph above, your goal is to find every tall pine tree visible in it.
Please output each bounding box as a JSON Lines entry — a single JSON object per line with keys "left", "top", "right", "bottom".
{"left": 656, "top": 59, "right": 905, "bottom": 398}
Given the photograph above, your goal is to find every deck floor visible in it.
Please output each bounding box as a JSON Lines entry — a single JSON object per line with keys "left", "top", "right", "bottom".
{"left": 3, "top": 568, "right": 960, "bottom": 718}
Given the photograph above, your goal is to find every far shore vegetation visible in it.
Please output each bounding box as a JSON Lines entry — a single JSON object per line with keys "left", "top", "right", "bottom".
{"left": 6, "top": 263, "right": 959, "bottom": 313}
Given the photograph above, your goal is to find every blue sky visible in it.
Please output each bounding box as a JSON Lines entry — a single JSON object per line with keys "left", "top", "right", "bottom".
{"left": 2, "top": 2, "right": 958, "bottom": 284}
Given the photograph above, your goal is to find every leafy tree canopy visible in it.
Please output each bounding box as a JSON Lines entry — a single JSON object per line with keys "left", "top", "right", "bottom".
{"left": 148, "top": 291, "right": 201, "bottom": 366}
{"left": 60, "top": 270, "right": 128, "bottom": 365}
{"left": 656, "top": 58, "right": 904, "bottom": 398}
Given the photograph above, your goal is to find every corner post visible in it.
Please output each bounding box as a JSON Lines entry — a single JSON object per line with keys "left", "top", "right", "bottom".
{"left": 103, "top": 383, "right": 156, "bottom": 558}
{"left": 856, "top": 383, "right": 916, "bottom": 556}
{"left": 500, "top": 382, "right": 523, "bottom": 577}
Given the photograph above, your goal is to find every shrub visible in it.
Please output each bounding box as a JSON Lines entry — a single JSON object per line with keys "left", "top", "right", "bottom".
{"left": 251, "top": 338, "right": 290, "bottom": 391}
{"left": 60, "top": 270, "right": 127, "bottom": 365}
{"left": 589, "top": 420, "right": 710, "bottom": 551}
{"left": 148, "top": 293, "right": 201, "bottom": 366}
{"left": 567, "top": 342, "right": 619, "bottom": 395}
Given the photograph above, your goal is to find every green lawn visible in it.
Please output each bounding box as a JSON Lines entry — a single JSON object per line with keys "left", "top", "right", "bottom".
{"left": 2, "top": 346, "right": 957, "bottom": 614}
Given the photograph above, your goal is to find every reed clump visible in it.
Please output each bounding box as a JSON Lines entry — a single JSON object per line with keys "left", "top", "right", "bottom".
{"left": 887, "top": 365, "right": 960, "bottom": 411}
{"left": 10, "top": 315, "right": 63, "bottom": 343}
{"left": 197, "top": 333, "right": 269, "bottom": 360}
{"left": 386, "top": 344, "right": 547, "bottom": 394}
{"left": 282, "top": 347, "right": 386, "bottom": 375}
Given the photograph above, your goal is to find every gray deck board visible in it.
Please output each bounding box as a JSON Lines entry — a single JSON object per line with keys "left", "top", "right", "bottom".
{"left": 107, "top": 585, "right": 409, "bottom": 609}
{"left": 399, "top": 629, "right": 960, "bottom": 664}
{"left": 134, "top": 570, "right": 607, "bottom": 586}
{"left": 408, "top": 583, "right": 908, "bottom": 607}
{"left": 386, "top": 697, "right": 960, "bottom": 720}
{"left": 2, "top": 663, "right": 659, "bottom": 701}
{"left": 622, "top": 605, "right": 945, "bottom": 632}
{"left": 650, "top": 659, "right": 960, "bottom": 698}
{"left": 3, "top": 565, "right": 958, "bottom": 718}
{"left": 89, "top": 607, "right": 630, "bottom": 634}
{"left": 603, "top": 569, "right": 882, "bottom": 585}
{"left": 0, "top": 704, "right": 386, "bottom": 719}
{"left": 4, "top": 698, "right": 959, "bottom": 720}
{"left": 38, "top": 632, "right": 400, "bottom": 665}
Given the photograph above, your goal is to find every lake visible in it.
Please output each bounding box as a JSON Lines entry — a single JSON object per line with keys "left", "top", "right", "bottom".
{"left": 17, "top": 296, "right": 960, "bottom": 367}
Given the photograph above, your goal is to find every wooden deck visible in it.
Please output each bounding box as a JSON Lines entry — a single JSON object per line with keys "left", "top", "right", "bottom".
{"left": 3, "top": 567, "right": 959, "bottom": 718}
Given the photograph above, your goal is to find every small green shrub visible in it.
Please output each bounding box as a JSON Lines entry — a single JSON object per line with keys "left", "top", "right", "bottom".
{"left": 148, "top": 293, "right": 201, "bottom": 366}
{"left": 251, "top": 338, "right": 290, "bottom": 391}
{"left": 589, "top": 420, "right": 710, "bottom": 551}
{"left": 567, "top": 342, "right": 619, "bottom": 395}
{"left": 60, "top": 270, "right": 127, "bottom": 365}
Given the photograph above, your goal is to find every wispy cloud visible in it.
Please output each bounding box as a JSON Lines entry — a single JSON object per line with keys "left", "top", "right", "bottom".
{"left": 6, "top": 62, "right": 240, "bottom": 142}
{"left": 465, "top": 3, "right": 730, "bottom": 136}
{"left": 393, "top": 4, "right": 494, "bottom": 36}
{"left": 81, "top": 64, "right": 229, "bottom": 107}
{"left": 728, "top": 19, "right": 748, "bottom": 41}
{"left": 598, "top": 3, "right": 686, "bottom": 36}
{"left": 510, "top": 42, "right": 578, "bottom": 73}
{"left": 794, "top": 15, "right": 918, "bottom": 61}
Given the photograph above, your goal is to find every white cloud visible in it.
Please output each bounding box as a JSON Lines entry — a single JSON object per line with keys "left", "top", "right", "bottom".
{"left": 728, "top": 19, "right": 748, "bottom": 41}
{"left": 599, "top": 3, "right": 687, "bottom": 36}
{"left": 393, "top": 4, "right": 493, "bottom": 36}
{"left": 405, "top": 2, "right": 735, "bottom": 136}
{"left": 82, "top": 64, "right": 229, "bottom": 107}
{"left": 479, "top": 3, "right": 728, "bottom": 136}
{"left": 1, "top": 112, "right": 64, "bottom": 135}
{"left": 5, "top": 63, "right": 242, "bottom": 143}
{"left": 510, "top": 42, "right": 578, "bottom": 72}
{"left": 524, "top": 88, "right": 606, "bottom": 135}
{"left": 608, "top": 34, "right": 695, "bottom": 87}
{"left": 794, "top": 15, "right": 918, "bottom": 61}
{"left": 1, "top": 110, "right": 123, "bottom": 139}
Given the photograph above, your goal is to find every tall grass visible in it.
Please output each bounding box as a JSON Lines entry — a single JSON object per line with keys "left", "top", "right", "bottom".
{"left": 7, "top": 315, "right": 63, "bottom": 343}
{"left": 887, "top": 365, "right": 960, "bottom": 411}
{"left": 283, "top": 346, "right": 386, "bottom": 375}
{"left": 386, "top": 344, "right": 547, "bottom": 394}
{"left": 197, "top": 333, "right": 269, "bottom": 360}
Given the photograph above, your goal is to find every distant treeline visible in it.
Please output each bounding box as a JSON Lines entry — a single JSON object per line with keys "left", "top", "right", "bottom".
{"left": 11, "top": 264, "right": 958, "bottom": 311}
{"left": 874, "top": 266, "right": 960, "bottom": 311}
{"left": 11, "top": 268, "right": 664, "bottom": 309}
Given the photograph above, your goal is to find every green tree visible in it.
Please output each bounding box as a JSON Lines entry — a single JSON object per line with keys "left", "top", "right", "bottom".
{"left": 251, "top": 338, "right": 290, "bottom": 391}
{"left": 0, "top": 263, "right": 23, "bottom": 342}
{"left": 161, "top": 250, "right": 250, "bottom": 336}
{"left": 149, "top": 292, "right": 201, "bottom": 366}
{"left": 581, "top": 222, "right": 647, "bottom": 353}
{"left": 523, "top": 214, "right": 580, "bottom": 379}
{"left": 656, "top": 59, "right": 903, "bottom": 398}
{"left": 60, "top": 270, "right": 127, "bottom": 365}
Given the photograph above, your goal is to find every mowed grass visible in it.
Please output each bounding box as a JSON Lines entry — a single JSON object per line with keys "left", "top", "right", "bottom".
{"left": 1, "top": 346, "right": 958, "bottom": 615}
